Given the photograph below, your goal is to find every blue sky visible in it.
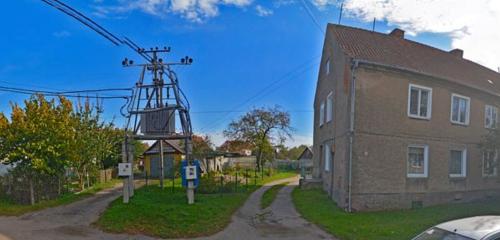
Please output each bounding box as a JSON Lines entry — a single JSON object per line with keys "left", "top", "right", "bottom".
{"left": 0, "top": 0, "right": 459, "bottom": 146}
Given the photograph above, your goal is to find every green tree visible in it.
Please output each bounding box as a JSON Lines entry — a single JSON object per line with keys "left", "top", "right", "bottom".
{"left": 0, "top": 95, "right": 74, "bottom": 204}
{"left": 224, "top": 106, "right": 292, "bottom": 170}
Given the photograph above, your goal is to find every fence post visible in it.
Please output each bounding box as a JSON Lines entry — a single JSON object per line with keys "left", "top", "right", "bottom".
{"left": 254, "top": 168, "right": 257, "bottom": 187}
{"left": 245, "top": 169, "right": 249, "bottom": 189}
{"left": 235, "top": 171, "right": 238, "bottom": 192}
{"left": 220, "top": 175, "right": 224, "bottom": 197}
{"left": 172, "top": 168, "right": 175, "bottom": 193}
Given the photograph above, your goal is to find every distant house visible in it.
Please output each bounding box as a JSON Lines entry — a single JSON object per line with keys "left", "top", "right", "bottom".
{"left": 314, "top": 24, "right": 500, "bottom": 211}
{"left": 0, "top": 164, "right": 10, "bottom": 176}
{"left": 298, "top": 147, "right": 314, "bottom": 179}
{"left": 218, "top": 140, "right": 253, "bottom": 156}
{"left": 142, "top": 140, "right": 184, "bottom": 178}
{"left": 297, "top": 147, "right": 313, "bottom": 161}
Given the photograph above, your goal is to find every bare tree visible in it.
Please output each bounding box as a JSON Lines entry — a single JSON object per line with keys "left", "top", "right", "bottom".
{"left": 224, "top": 106, "right": 292, "bottom": 170}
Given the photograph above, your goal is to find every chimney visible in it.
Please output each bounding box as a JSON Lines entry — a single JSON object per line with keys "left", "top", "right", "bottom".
{"left": 449, "top": 48, "right": 464, "bottom": 58}
{"left": 389, "top": 28, "right": 405, "bottom": 39}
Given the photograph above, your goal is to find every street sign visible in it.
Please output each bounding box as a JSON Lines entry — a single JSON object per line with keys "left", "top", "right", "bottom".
{"left": 118, "top": 163, "right": 132, "bottom": 177}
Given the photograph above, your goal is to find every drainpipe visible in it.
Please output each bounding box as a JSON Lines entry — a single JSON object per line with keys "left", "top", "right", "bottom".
{"left": 348, "top": 59, "right": 359, "bottom": 213}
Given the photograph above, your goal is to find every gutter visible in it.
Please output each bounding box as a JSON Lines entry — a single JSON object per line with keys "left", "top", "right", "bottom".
{"left": 348, "top": 59, "right": 359, "bottom": 213}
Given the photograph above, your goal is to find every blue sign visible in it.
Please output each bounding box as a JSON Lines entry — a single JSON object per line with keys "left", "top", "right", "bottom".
{"left": 181, "top": 160, "right": 201, "bottom": 187}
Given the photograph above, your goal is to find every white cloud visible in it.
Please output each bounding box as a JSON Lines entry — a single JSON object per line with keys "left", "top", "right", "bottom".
{"left": 310, "top": 0, "right": 337, "bottom": 8}
{"left": 94, "top": 0, "right": 253, "bottom": 22}
{"left": 342, "top": 0, "right": 500, "bottom": 70}
{"left": 255, "top": 5, "right": 273, "bottom": 17}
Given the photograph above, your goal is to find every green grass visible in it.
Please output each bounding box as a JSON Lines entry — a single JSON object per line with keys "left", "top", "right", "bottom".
{"left": 292, "top": 188, "right": 500, "bottom": 240}
{"left": 0, "top": 179, "right": 121, "bottom": 216}
{"left": 96, "top": 171, "right": 298, "bottom": 238}
{"left": 261, "top": 183, "right": 287, "bottom": 209}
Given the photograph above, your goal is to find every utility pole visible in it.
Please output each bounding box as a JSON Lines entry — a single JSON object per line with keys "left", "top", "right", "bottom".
{"left": 122, "top": 48, "right": 194, "bottom": 203}
{"left": 41, "top": 0, "right": 195, "bottom": 204}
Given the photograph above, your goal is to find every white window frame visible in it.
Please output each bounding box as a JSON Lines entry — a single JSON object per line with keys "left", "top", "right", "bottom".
{"left": 450, "top": 93, "right": 470, "bottom": 125}
{"left": 326, "top": 92, "right": 333, "bottom": 123}
{"left": 324, "top": 144, "right": 331, "bottom": 171}
{"left": 485, "top": 105, "right": 498, "bottom": 129}
{"left": 407, "top": 145, "right": 429, "bottom": 178}
{"left": 325, "top": 58, "right": 330, "bottom": 75}
{"left": 482, "top": 150, "right": 498, "bottom": 177}
{"left": 407, "top": 84, "right": 432, "bottom": 120}
{"left": 319, "top": 101, "right": 325, "bottom": 126}
{"left": 449, "top": 148, "right": 467, "bottom": 178}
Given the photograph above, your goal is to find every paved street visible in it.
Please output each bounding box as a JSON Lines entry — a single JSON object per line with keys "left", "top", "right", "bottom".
{"left": 0, "top": 177, "right": 334, "bottom": 240}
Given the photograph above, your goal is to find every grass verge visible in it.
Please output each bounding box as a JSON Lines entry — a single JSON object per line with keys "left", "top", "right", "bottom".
{"left": 96, "top": 171, "right": 298, "bottom": 238}
{"left": 292, "top": 187, "right": 500, "bottom": 240}
{"left": 261, "top": 183, "right": 287, "bottom": 209}
{"left": 0, "top": 179, "right": 121, "bottom": 216}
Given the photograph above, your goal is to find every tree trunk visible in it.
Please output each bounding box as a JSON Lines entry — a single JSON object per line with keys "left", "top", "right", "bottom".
{"left": 29, "top": 177, "right": 35, "bottom": 206}
{"left": 257, "top": 147, "right": 263, "bottom": 171}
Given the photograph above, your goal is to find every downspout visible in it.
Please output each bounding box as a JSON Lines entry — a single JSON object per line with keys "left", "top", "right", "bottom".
{"left": 348, "top": 59, "right": 359, "bottom": 213}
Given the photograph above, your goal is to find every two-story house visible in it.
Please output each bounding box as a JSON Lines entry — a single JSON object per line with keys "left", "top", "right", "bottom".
{"left": 313, "top": 24, "right": 500, "bottom": 212}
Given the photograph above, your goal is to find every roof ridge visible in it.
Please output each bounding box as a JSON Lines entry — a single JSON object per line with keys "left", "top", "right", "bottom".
{"left": 329, "top": 23, "right": 500, "bottom": 76}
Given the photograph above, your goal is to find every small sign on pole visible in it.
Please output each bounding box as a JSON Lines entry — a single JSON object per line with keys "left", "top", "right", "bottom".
{"left": 118, "top": 163, "right": 132, "bottom": 177}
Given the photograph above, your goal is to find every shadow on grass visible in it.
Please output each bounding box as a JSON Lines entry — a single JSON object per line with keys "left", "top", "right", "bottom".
{"left": 292, "top": 187, "right": 500, "bottom": 240}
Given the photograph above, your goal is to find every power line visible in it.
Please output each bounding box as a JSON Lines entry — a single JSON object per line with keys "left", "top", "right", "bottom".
{"left": 300, "top": 0, "right": 326, "bottom": 34}
{"left": 197, "top": 56, "right": 319, "bottom": 132}
{"left": 0, "top": 85, "right": 131, "bottom": 99}
{"left": 191, "top": 110, "right": 313, "bottom": 114}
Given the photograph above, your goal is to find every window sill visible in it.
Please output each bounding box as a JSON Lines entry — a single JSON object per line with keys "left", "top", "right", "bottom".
{"left": 407, "top": 175, "right": 428, "bottom": 178}
{"left": 451, "top": 121, "right": 469, "bottom": 127}
{"left": 449, "top": 175, "right": 466, "bottom": 178}
{"left": 408, "top": 115, "right": 431, "bottom": 120}
{"left": 482, "top": 175, "right": 498, "bottom": 178}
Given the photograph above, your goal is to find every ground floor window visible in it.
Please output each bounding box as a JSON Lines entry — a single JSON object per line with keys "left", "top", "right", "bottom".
{"left": 407, "top": 145, "right": 428, "bottom": 178}
{"left": 324, "top": 144, "right": 331, "bottom": 171}
{"left": 449, "top": 149, "right": 467, "bottom": 177}
{"left": 483, "top": 151, "right": 498, "bottom": 177}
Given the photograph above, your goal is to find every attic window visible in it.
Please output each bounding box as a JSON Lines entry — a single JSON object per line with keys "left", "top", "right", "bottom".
{"left": 488, "top": 79, "right": 494, "bottom": 85}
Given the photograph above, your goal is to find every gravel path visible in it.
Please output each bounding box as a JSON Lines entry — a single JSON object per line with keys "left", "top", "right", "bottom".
{"left": 0, "top": 182, "right": 154, "bottom": 240}
{"left": 186, "top": 176, "right": 335, "bottom": 240}
{"left": 0, "top": 177, "right": 335, "bottom": 240}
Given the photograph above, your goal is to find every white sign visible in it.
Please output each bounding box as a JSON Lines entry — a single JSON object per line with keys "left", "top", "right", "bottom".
{"left": 185, "top": 166, "right": 197, "bottom": 180}
{"left": 118, "top": 163, "right": 132, "bottom": 177}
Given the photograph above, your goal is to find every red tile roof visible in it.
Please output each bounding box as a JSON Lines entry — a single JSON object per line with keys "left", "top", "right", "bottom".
{"left": 328, "top": 24, "right": 500, "bottom": 95}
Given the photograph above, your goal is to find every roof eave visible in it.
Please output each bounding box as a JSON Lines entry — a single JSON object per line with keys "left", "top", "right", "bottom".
{"left": 354, "top": 59, "right": 500, "bottom": 98}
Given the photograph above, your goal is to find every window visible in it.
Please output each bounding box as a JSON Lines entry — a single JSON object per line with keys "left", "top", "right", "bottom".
{"left": 324, "top": 144, "right": 331, "bottom": 171}
{"left": 319, "top": 101, "right": 325, "bottom": 126}
{"left": 325, "top": 58, "right": 330, "bottom": 75}
{"left": 326, "top": 92, "right": 333, "bottom": 123}
{"left": 483, "top": 151, "right": 498, "bottom": 177}
{"left": 485, "top": 105, "right": 498, "bottom": 129}
{"left": 450, "top": 94, "right": 470, "bottom": 125}
{"left": 408, "top": 84, "right": 432, "bottom": 119}
{"left": 407, "top": 145, "right": 428, "bottom": 178}
{"left": 449, "top": 149, "right": 467, "bottom": 177}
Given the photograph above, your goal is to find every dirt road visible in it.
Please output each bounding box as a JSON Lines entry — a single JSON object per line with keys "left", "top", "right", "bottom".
{"left": 0, "top": 177, "right": 335, "bottom": 240}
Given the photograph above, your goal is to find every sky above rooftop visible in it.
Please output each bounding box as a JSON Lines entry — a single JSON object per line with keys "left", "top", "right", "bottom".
{"left": 0, "top": 0, "right": 497, "bottom": 147}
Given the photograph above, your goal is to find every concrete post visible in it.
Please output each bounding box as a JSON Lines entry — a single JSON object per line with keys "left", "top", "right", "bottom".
{"left": 187, "top": 180, "right": 195, "bottom": 204}
{"left": 122, "top": 142, "right": 129, "bottom": 204}
{"left": 127, "top": 141, "right": 135, "bottom": 197}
